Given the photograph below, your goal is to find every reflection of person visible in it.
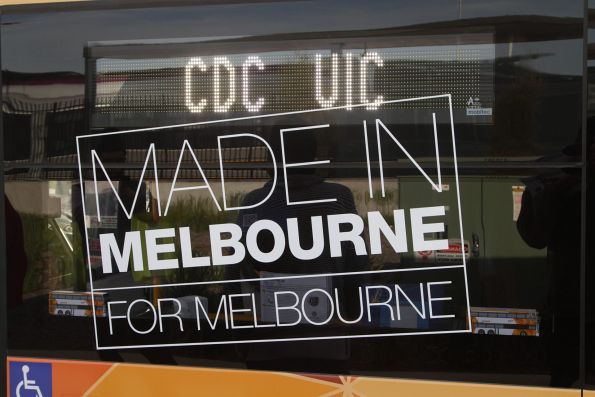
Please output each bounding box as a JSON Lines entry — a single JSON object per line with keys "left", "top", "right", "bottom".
{"left": 6, "top": 195, "right": 27, "bottom": 309}
{"left": 233, "top": 118, "right": 368, "bottom": 373}
{"left": 516, "top": 126, "right": 591, "bottom": 387}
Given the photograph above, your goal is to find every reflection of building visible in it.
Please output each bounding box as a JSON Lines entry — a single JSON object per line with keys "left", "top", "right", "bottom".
{"left": 3, "top": 71, "right": 85, "bottom": 172}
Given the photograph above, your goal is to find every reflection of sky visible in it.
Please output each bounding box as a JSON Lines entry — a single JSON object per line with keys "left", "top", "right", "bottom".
{"left": 510, "top": 39, "right": 583, "bottom": 76}
{"left": 1, "top": 0, "right": 583, "bottom": 75}
{"left": 460, "top": 0, "right": 581, "bottom": 18}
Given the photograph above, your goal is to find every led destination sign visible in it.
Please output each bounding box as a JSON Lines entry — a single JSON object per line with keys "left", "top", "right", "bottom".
{"left": 89, "top": 36, "right": 494, "bottom": 126}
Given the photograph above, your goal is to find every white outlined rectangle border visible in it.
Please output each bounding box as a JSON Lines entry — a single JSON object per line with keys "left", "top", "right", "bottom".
{"left": 76, "top": 94, "right": 472, "bottom": 350}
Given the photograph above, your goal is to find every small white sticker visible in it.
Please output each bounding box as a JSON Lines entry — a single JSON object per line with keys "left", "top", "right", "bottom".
{"left": 432, "top": 184, "right": 450, "bottom": 192}
{"left": 466, "top": 108, "right": 493, "bottom": 116}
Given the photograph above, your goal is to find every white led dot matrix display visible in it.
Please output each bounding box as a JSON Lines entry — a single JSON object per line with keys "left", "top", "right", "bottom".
{"left": 94, "top": 44, "right": 493, "bottom": 116}
{"left": 242, "top": 55, "right": 265, "bottom": 112}
{"left": 315, "top": 53, "right": 339, "bottom": 108}
{"left": 185, "top": 57, "right": 207, "bottom": 112}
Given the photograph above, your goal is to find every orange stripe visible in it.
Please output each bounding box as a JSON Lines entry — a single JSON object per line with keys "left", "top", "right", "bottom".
{"left": 7, "top": 357, "right": 583, "bottom": 397}
{"left": 83, "top": 361, "right": 581, "bottom": 397}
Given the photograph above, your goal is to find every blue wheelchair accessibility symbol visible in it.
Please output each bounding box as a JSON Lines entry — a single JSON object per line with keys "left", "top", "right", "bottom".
{"left": 9, "top": 362, "right": 52, "bottom": 397}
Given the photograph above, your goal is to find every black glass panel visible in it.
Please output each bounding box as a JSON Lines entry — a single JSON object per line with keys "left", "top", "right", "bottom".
{"left": 1, "top": 0, "right": 585, "bottom": 389}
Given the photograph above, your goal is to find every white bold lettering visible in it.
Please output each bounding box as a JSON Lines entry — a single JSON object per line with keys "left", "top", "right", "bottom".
{"left": 210, "top": 223, "right": 246, "bottom": 265}
{"left": 145, "top": 228, "right": 178, "bottom": 271}
{"left": 368, "top": 210, "right": 408, "bottom": 255}
{"left": 327, "top": 213, "right": 367, "bottom": 257}
{"left": 245, "top": 219, "right": 286, "bottom": 263}
{"left": 100, "top": 231, "right": 144, "bottom": 274}
{"left": 410, "top": 206, "right": 449, "bottom": 252}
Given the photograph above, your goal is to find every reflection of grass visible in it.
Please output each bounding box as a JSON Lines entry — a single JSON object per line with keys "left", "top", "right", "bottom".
{"left": 20, "top": 213, "right": 77, "bottom": 295}
{"left": 16, "top": 194, "right": 249, "bottom": 296}
{"left": 372, "top": 189, "right": 397, "bottom": 219}
{"left": 153, "top": 195, "right": 245, "bottom": 294}
{"left": 162, "top": 195, "right": 241, "bottom": 231}
{"left": 354, "top": 189, "right": 397, "bottom": 221}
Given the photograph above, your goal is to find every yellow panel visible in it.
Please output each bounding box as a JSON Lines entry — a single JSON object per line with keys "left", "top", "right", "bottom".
{"left": 584, "top": 391, "right": 595, "bottom": 397}
{"left": 82, "top": 362, "right": 582, "bottom": 397}
{"left": 83, "top": 364, "right": 339, "bottom": 397}
{"left": 354, "top": 377, "right": 580, "bottom": 397}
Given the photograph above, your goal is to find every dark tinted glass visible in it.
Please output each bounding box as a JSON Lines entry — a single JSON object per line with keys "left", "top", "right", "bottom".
{"left": 2, "top": 0, "right": 586, "bottom": 389}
